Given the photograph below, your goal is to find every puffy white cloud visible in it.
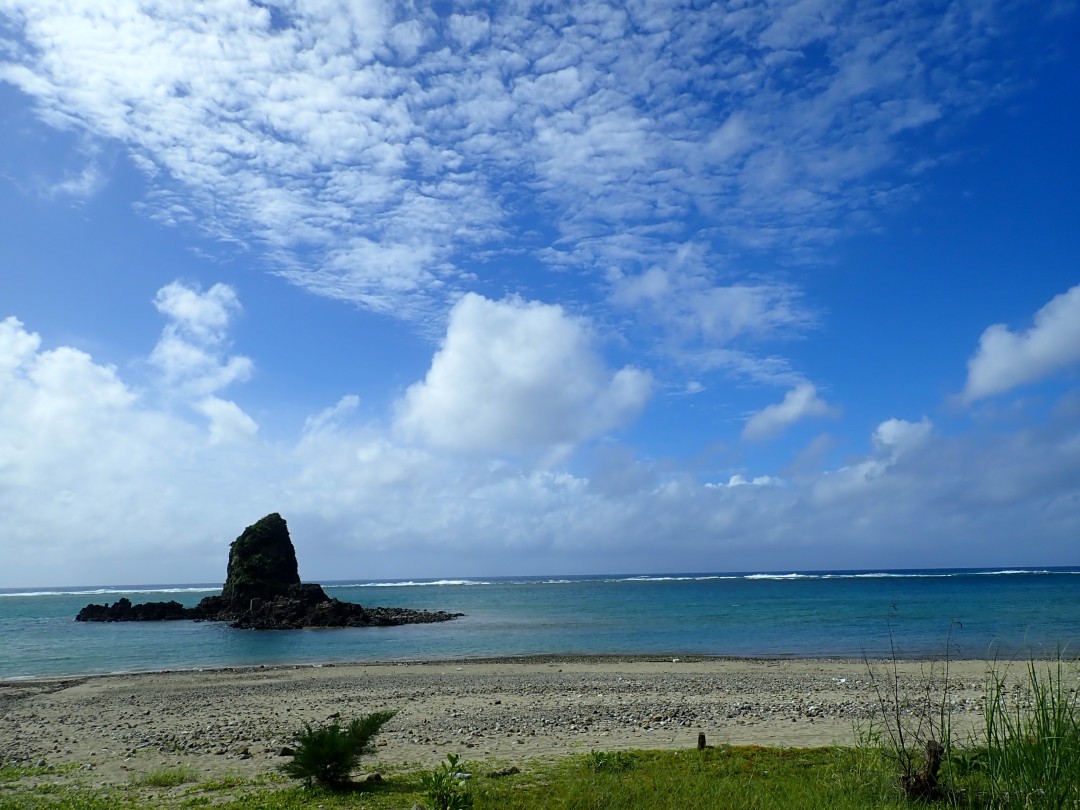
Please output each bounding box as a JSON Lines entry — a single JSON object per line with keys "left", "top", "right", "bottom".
{"left": 742, "top": 382, "right": 838, "bottom": 441}
{"left": 962, "top": 284, "right": 1080, "bottom": 403}
{"left": 396, "top": 293, "right": 652, "bottom": 455}
{"left": 154, "top": 282, "right": 241, "bottom": 344}
{"left": 2, "top": 302, "right": 1080, "bottom": 585}
{"left": 873, "top": 417, "right": 933, "bottom": 458}
{"left": 149, "top": 281, "right": 253, "bottom": 397}
{"left": 0, "top": 316, "right": 41, "bottom": 375}
{"left": 810, "top": 417, "right": 934, "bottom": 505}
{"left": 0, "top": 316, "right": 274, "bottom": 585}
{"left": 195, "top": 396, "right": 259, "bottom": 445}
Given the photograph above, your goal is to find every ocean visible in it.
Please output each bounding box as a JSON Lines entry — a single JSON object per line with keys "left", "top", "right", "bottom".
{"left": 1, "top": 568, "right": 1078, "bottom": 680}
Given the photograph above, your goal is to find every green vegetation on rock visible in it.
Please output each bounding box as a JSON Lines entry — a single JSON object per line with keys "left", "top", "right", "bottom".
{"left": 219, "top": 513, "right": 301, "bottom": 610}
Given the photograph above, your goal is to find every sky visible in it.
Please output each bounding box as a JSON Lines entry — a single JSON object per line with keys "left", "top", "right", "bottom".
{"left": 1, "top": 0, "right": 1078, "bottom": 588}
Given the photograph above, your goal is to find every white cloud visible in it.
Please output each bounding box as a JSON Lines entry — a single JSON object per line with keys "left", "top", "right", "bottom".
{"left": 873, "top": 417, "right": 933, "bottom": 458}
{"left": 962, "top": 284, "right": 1080, "bottom": 403}
{"left": 149, "top": 281, "right": 253, "bottom": 397}
{"left": 714, "top": 474, "right": 782, "bottom": 488}
{"left": 46, "top": 163, "right": 104, "bottom": 198}
{"left": 195, "top": 396, "right": 259, "bottom": 445}
{"left": 742, "top": 382, "right": 837, "bottom": 441}
{"left": 2, "top": 304, "right": 1080, "bottom": 586}
{"left": 0, "top": 316, "right": 41, "bottom": 375}
{"left": 153, "top": 282, "right": 241, "bottom": 344}
{"left": 609, "top": 252, "right": 815, "bottom": 383}
{"left": 0, "top": 316, "right": 275, "bottom": 585}
{"left": 0, "top": 0, "right": 1045, "bottom": 363}
{"left": 811, "top": 417, "right": 934, "bottom": 503}
{"left": 396, "top": 293, "right": 652, "bottom": 455}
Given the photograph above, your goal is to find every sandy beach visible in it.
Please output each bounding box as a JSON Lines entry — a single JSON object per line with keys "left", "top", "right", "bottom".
{"left": 1, "top": 656, "right": 1007, "bottom": 789}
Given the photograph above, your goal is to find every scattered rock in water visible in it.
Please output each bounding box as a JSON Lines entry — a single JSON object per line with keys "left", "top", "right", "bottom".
{"left": 76, "top": 513, "right": 462, "bottom": 629}
{"left": 74, "top": 598, "right": 190, "bottom": 622}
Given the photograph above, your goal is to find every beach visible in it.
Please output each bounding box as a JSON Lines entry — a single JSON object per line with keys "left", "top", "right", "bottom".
{"left": 1, "top": 656, "right": 1006, "bottom": 789}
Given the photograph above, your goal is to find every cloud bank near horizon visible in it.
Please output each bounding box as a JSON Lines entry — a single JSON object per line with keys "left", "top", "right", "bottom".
{"left": 1, "top": 281, "right": 1078, "bottom": 587}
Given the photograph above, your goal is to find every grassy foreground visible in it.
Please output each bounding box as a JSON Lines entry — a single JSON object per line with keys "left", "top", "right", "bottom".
{"left": 0, "top": 745, "right": 962, "bottom": 810}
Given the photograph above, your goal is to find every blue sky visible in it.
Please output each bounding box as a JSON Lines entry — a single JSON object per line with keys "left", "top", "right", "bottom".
{"left": 1, "top": 0, "right": 1078, "bottom": 587}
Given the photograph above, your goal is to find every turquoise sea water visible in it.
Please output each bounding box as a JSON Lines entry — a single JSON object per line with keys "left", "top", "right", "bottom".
{"left": 1, "top": 568, "right": 1078, "bottom": 679}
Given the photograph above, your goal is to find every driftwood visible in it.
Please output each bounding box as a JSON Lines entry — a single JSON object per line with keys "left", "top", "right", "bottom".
{"left": 902, "top": 740, "right": 944, "bottom": 801}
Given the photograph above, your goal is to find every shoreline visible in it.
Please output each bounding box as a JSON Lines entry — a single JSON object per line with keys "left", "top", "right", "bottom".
{"left": 0, "top": 650, "right": 1018, "bottom": 685}
{"left": 1, "top": 655, "right": 1036, "bottom": 791}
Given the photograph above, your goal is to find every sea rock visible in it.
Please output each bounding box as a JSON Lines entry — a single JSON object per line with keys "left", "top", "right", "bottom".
{"left": 75, "top": 598, "right": 190, "bottom": 622}
{"left": 219, "top": 513, "right": 301, "bottom": 611}
{"left": 76, "top": 513, "right": 462, "bottom": 630}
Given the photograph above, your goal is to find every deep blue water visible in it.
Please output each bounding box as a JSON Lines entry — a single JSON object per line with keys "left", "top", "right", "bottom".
{"left": 1, "top": 568, "right": 1078, "bottom": 679}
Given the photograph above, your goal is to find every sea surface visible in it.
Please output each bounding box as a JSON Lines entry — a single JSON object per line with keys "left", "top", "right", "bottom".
{"left": 2, "top": 568, "right": 1078, "bottom": 680}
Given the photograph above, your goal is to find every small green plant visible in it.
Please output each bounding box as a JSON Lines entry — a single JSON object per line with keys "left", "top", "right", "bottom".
{"left": 280, "top": 709, "right": 396, "bottom": 789}
{"left": 587, "top": 749, "right": 635, "bottom": 773}
{"left": 421, "top": 753, "right": 473, "bottom": 810}
{"left": 129, "top": 764, "right": 199, "bottom": 787}
{"left": 980, "top": 657, "right": 1080, "bottom": 809}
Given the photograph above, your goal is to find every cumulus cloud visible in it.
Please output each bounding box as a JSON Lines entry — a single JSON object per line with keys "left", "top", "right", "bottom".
{"left": 2, "top": 302, "right": 1080, "bottom": 586}
{"left": 396, "top": 294, "right": 652, "bottom": 455}
{"left": 0, "top": 315, "right": 275, "bottom": 585}
{"left": 195, "top": 396, "right": 259, "bottom": 445}
{"left": 742, "top": 382, "right": 838, "bottom": 441}
{"left": 149, "top": 281, "right": 253, "bottom": 397}
{"left": 962, "top": 284, "right": 1080, "bottom": 403}
{"left": 810, "top": 417, "right": 935, "bottom": 505}
{"left": 873, "top": 417, "right": 933, "bottom": 458}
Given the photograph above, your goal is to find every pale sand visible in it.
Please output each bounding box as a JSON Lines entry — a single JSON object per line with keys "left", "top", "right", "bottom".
{"left": 0, "top": 656, "right": 1013, "bottom": 789}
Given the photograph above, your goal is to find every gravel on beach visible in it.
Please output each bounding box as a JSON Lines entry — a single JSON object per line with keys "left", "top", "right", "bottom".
{"left": 0, "top": 656, "right": 1005, "bottom": 788}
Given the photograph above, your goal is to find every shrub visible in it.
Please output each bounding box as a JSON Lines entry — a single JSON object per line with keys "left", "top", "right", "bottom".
{"left": 280, "top": 710, "right": 396, "bottom": 789}
{"left": 421, "top": 753, "right": 473, "bottom": 810}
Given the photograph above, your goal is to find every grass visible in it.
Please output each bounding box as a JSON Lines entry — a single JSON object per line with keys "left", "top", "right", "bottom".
{"left": 975, "top": 658, "right": 1080, "bottom": 808}
{"left": 0, "top": 747, "right": 909, "bottom": 810}
{"left": 129, "top": 766, "right": 199, "bottom": 788}
{"left": 0, "top": 736, "right": 1073, "bottom": 809}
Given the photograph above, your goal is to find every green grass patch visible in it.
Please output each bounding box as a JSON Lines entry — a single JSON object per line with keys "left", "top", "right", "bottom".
{"left": 129, "top": 765, "right": 199, "bottom": 788}
{"left": 471, "top": 747, "right": 910, "bottom": 810}
{"left": 0, "top": 766, "right": 77, "bottom": 785}
{"left": 0, "top": 747, "right": 913, "bottom": 810}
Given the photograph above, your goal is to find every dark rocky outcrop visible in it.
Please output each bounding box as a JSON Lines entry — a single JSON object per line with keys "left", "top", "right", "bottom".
{"left": 219, "top": 513, "right": 300, "bottom": 611}
{"left": 75, "top": 598, "right": 190, "bottom": 622}
{"left": 76, "top": 514, "right": 462, "bottom": 629}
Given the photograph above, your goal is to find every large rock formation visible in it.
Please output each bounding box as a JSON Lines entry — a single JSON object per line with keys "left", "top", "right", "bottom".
{"left": 76, "top": 514, "right": 462, "bottom": 629}
{"left": 221, "top": 513, "right": 301, "bottom": 609}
